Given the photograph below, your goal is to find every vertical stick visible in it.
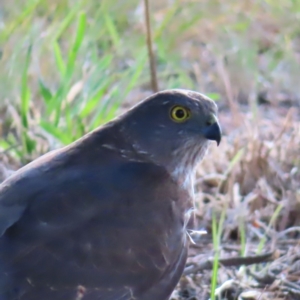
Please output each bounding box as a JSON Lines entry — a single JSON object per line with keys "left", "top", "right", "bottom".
{"left": 144, "top": 0, "right": 158, "bottom": 92}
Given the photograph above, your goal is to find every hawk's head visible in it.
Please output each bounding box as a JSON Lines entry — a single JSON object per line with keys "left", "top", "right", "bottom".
{"left": 117, "top": 89, "right": 221, "bottom": 182}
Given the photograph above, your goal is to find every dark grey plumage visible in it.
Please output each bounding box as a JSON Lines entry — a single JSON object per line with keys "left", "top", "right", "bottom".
{"left": 0, "top": 89, "right": 221, "bottom": 300}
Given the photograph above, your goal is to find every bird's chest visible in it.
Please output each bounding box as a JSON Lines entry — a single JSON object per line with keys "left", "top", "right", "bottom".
{"left": 171, "top": 170, "right": 195, "bottom": 227}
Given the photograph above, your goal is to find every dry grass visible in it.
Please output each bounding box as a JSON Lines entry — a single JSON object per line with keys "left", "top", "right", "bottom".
{"left": 0, "top": 0, "right": 300, "bottom": 299}
{"left": 175, "top": 106, "right": 300, "bottom": 300}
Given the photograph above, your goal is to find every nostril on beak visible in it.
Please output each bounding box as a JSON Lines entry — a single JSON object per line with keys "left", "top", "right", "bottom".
{"left": 206, "top": 120, "right": 213, "bottom": 126}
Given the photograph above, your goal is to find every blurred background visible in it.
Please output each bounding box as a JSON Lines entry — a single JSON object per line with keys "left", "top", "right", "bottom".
{"left": 0, "top": 0, "right": 299, "bottom": 299}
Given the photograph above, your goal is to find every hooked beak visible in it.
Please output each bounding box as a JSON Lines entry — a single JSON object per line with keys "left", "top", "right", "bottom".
{"left": 202, "top": 115, "right": 222, "bottom": 146}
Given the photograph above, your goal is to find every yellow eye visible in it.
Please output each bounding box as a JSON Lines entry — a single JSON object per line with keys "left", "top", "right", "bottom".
{"left": 170, "top": 106, "right": 191, "bottom": 122}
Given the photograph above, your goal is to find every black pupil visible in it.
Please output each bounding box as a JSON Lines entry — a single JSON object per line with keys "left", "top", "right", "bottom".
{"left": 175, "top": 109, "right": 185, "bottom": 119}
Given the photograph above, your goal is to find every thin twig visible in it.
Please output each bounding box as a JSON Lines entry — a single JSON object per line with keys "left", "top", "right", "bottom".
{"left": 184, "top": 251, "right": 275, "bottom": 275}
{"left": 144, "top": 0, "right": 158, "bottom": 92}
{"left": 277, "top": 226, "right": 300, "bottom": 239}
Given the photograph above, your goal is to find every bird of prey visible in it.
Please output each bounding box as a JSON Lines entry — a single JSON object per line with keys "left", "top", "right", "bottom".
{"left": 0, "top": 89, "right": 221, "bottom": 300}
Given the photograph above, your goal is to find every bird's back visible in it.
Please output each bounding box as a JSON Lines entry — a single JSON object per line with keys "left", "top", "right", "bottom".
{"left": 0, "top": 129, "right": 192, "bottom": 300}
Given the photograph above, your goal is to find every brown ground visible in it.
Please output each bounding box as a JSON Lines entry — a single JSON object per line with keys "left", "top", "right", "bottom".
{"left": 171, "top": 103, "right": 300, "bottom": 300}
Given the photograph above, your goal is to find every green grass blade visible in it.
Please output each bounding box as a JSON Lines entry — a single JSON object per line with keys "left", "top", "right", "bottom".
{"left": 38, "top": 79, "right": 53, "bottom": 104}
{"left": 20, "top": 45, "right": 32, "bottom": 129}
{"left": 210, "top": 207, "right": 227, "bottom": 300}
{"left": 124, "top": 50, "right": 147, "bottom": 96}
{"left": 40, "top": 121, "right": 73, "bottom": 145}
{"left": 210, "top": 212, "right": 219, "bottom": 300}
{"left": 256, "top": 204, "right": 283, "bottom": 254}
{"left": 66, "top": 12, "right": 86, "bottom": 76}
{"left": 239, "top": 218, "right": 246, "bottom": 257}
{"left": 53, "top": 41, "right": 66, "bottom": 78}
{"left": 52, "top": 2, "right": 82, "bottom": 42}
{"left": 52, "top": 12, "right": 87, "bottom": 125}
{"left": 79, "top": 81, "right": 111, "bottom": 119}
{"left": 104, "top": 13, "right": 120, "bottom": 48}
{"left": 0, "top": 0, "right": 42, "bottom": 42}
